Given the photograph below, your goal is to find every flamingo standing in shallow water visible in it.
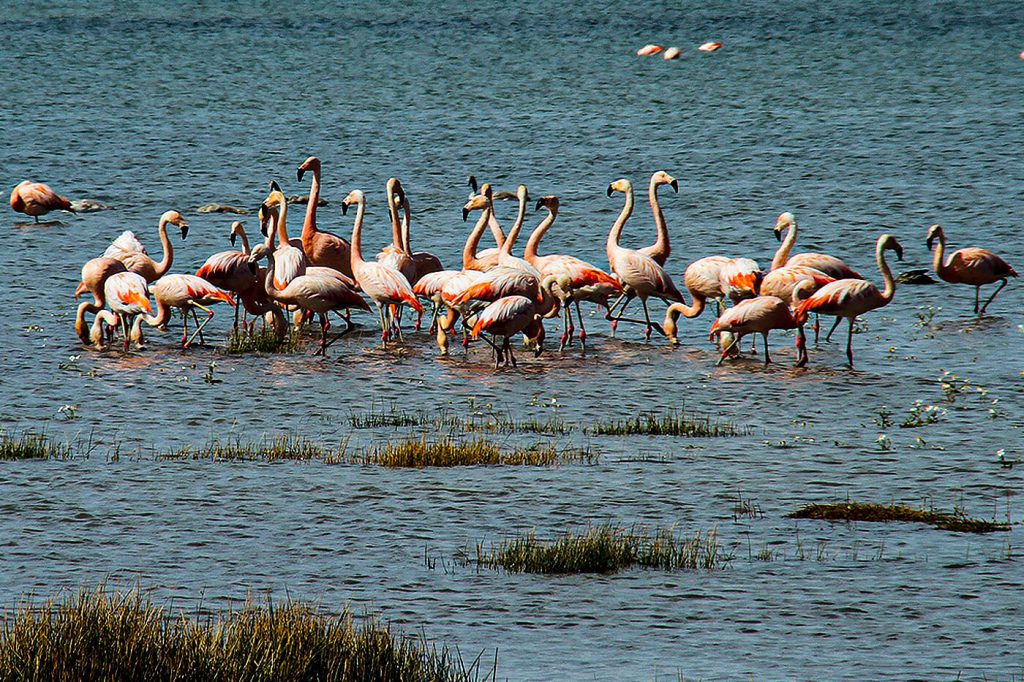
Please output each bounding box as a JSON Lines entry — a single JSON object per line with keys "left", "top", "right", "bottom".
{"left": 74, "top": 257, "right": 127, "bottom": 343}
{"left": 263, "top": 183, "right": 307, "bottom": 290}
{"left": 796, "top": 234, "right": 903, "bottom": 367}
{"left": 195, "top": 221, "right": 260, "bottom": 332}
{"left": 10, "top": 181, "right": 74, "bottom": 223}
{"left": 297, "top": 156, "right": 353, "bottom": 277}
{"left": 104, "top": 210, "right": 189, "bottom": 283}
{"left": 104, "top": 272, "right": 154, "bottom": 351}
{"left": 605, "top": 178, "right": 684, "bottom": 339}
{"left": 709, "top": 281, "right": 815, "bottom": 367}
{"left": 926, "top": 224, "right": 1018, "bottom": 314}
{"left": 143, "top": 274, "right": 236, "bottom": 347}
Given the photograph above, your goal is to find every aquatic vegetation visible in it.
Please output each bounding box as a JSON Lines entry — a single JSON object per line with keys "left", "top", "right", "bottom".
{"left": 0, "top": 585, "right": 489, "bottom": 681}
{"left": 348, "top": 404, "right": 572, "bottom": 435}
{"left": 732, "top": 495, "right": 764, "bottom": 521}
{"left": 0, "top": 432, "right": 73, "bottom": 461}
{"left": 899, "top": 401, "right": 946, "bottom": 428}
{"left": 474, "top": 523, "right": 728, "bottom": 574}
{"left": 163, "top": 435, "right": 345, "bottom": 463}
{"left": 590, "top": 409, "right": 741, "bottom": 437}
{"left": 224, "top": 328, "right": 298, "bottom": 354}
{"left": 352, "top": 436, "right": 595, "bottom": 468}
{"left": 788, "top": 502, "right": 1010, "bottom": 534}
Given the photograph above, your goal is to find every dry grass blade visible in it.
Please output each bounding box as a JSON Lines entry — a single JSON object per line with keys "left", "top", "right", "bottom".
{"left": 351, "top": 436, "right": 596, "bottom": 468}
{"left": 787, "top": 502, "right": 1010, "bottom": 534}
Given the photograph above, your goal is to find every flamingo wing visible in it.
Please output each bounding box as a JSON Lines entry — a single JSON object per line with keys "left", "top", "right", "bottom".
{"left": 273, "top": 245, "right": 307, "bottom": 290}
{"left": 104, "top": 230, "right": 148, "bottom": 257}
{"left": 472, "top": 295, "right": 534, "bottom": 337}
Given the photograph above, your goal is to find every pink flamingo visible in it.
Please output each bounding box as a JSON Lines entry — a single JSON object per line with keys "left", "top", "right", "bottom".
{"left": 297, "top": 156, "right": 353, "bottom": 277}
{"left": 104, "top": 272, "right": 154, "bottom": 351}
{"left": 10, "top": 181, "right": 74, "bottom": 223}
{"left": 395, "top": 185, "right": 444, "bottom": 283}
{"left": 927, "top": 224, "right": 1018, "bottom": 314}
{"left": 605, "top": 178, "right": 684, "bottom": 339}
{"left": 104, "top": 210, "right": 189, "bottom": 282}
{"left": 662, "top": 256, "right": 730, "bottom": 344}
{"left": 471, "top": 295, "right": 544, "bottom": 368}
{"left": 378, "top": 178, "right": 417, "bottom": 282}
{"left": 342, "top": 189, "right": 423, "bottom": 345}
{"left": 461, "top": 184, "right": 505, "bottom": 272}
{"left": 796, "top": 234, "right": 903, "bottom": 367}
{"left": 143, "top": 274, "right": 236, "bottom": 347}
{"left": 717, "top": 258, "right": 763, "bottom": 303}
{"left": 709, "top": 282, "right": 815, "bottom": 367}
{"left": 74, "top": 257, "right": 127, "bottom": 343}
{"left": 263, "top": 183, "right": 307, "bottom": 290}
{"left": 195, "top": 221, "right": 259, "bottom": 332}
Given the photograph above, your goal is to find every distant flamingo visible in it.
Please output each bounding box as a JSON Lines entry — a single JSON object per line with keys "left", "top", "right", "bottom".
{"left": 104, "top": 272, "right": 154, "bottom": 351}
{"left": 74, "top": 257, "right": 127, "bottom": 343}
{"left": 263, "top": 183, "right": 307, "bottom": 290}
{"left": 796, "top": 234, "right": 903, "bottom": 367}
{"left": 636, "top": 44, "right": 663, "bottom": 56}
{"left": 471, "top": 295, "right": 544, "bottom": 368}
{"left": 104, "top": 210, "right": 189, "bottom": 282}
{"left": 10, "top": 181, "right": 74, "bottom": 223}
{"left": 709, "top": 282, "right": 815, "bottom": 367}
{"left": 927, "top": 224, "right": 1018, "bottom": 314}
{"left": 342, "top": 189, "right": 423, "bottom": 345}
{"left": 605, "top": 178, "right": 684, "bottom": 339}
{"left": 297, "top": 156, "right": 353, "bottom": 277}
{"left": 143, "top": 274, "right": 236, "bottom": 347}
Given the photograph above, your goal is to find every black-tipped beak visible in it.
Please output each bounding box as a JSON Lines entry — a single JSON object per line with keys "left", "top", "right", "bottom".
{"left": 180, "top": 225, "right": 189, "bottom": 240}
{"left": 535, "top": 198, "right": 544, "bottom": 211}
{"left": 606, "top": 184, "right": 614, "bottom": 197}
{"left": 926, "top": 236, "right": 934, "bottom": 250}
{"left": 670, "top": 179, "right": 679, "bottom": 193}
{"left": 341, "top": 202, "right": 349, "bottom": 216}
{"left": 462, "top": 207, "right": 470, "bottom": 222}
{"left": 896, "top": 247, "right": 904, "bottom": 261}
{"left": 297, "top": 168, "right": 305, "bottom": 182}
{"left": 774, "top": 228, "right": 782, "bottom": 242}
{"left": 467, "top": 175, "right": 478, "bottom": 193}
{"left": 230, "top": 233, "right": 237, "bottom": 247}
{"left": 270, "top": 180, "right": 282, "bottom": 192}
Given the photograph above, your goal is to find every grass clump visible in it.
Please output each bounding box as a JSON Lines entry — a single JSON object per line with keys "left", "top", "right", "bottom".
{"left": 351, "top": 437, "right": 596, "bottom": 468}
{"left": 225, "top": 328, "right": 298, "bottom": 354}
{"left": 349, "top": 406, "right": 572, "bottom": 435}
{"left": 162, "top": 435, "right": 346, "bottom": 463}
{"left": 787, "top": 502, "right": 1010, "bottom": 534}
{"left": 0, "top": 432, "right": 73, "bottom": 461}
{"left": 474, "top": 523, "right": 728, "bottom": 574}
{"left": 0, "top": 585, "right": 488, "bottom": 681}
{"left": 589, "top": 409, "right": 741, "bottom": 437}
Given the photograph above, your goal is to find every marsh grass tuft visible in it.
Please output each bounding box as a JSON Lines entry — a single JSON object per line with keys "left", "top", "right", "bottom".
{"left": 352, "top": 437, "right": 596, "bottom": 468}
{"left": 349, "top": 406, "right": 572, "bottom": 435}
{"left": 474, "top": 523, "right": 729, "bottom": 574}
{"left": 162, "top": 435, "right": 346, "bottom": 463}
{"left": 0, "top": 585, "right": 488, "bottom": 681}
{"left": 225, "top": 328, "right": 299, "bottom": 354}
{"left": 0, "top": 432, "right": 74, "bottom": 461}
{"left": 788, "top": 502, "right": 1010, "bottom": 534}
{"left": 590, "top": 409, "right": 741, "bottom": 437}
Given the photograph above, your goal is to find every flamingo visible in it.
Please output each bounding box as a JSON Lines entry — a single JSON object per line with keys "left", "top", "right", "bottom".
{"left": 471, "top": 294, "right": 548, "bottom": 369}
{"left": 342, "top": 189, "right": 423, "bottom": 345}
{"left": 143, "top": 274, "right": 236, "bottom": 347}
{"left": 709, "top": 281, "right": 815, "bottom": 367}
{"left": 662, "top": 256, "right": 729, "bottom": 345}
{"left": 717, "top": 257, "right": 763, "bottom": 303}
{"left": 10, "top": 181, "right": 74, "bottom": 223}
{"left": 926, "top": 224, "right": 1018, "bottom": 314}
{"left": 378, "top": 178, "right": 417, "bottom": 282}
{"left": 104, "top": 210, "right": 188, "bottom": 282}
{"left": 104, "top": 272, "right": 154, "bottom": 351}
{"left": 74, "top": 257, "right": 127, "bottom": 343}
{"left": 195, "top": 221, "right": 259, "bottom": 332}
{"left": 297, "top": 156, "right": 353, "bottom": 277}
{"left": 461, "top": 184, "right": 505, "bottom": 272}
{"left": 524, "top": 195, "right": 622, "bottom": 348}
{"left": 89, "top": 310, "right": 120, "bottom": 348}
{"left": 394, "top": 183, "right": 444, "bottom": 283}
{"left": 795, "top": 234, "right": 904, "bottom": 367}
{"left": 262, "top": 183, "right": 307, "bottom": 290}
{"left": 605, "top": 178, "right": 684, "bottom": 339}
{"left": 466, "top": 175, "right": 510, "bottom": 264}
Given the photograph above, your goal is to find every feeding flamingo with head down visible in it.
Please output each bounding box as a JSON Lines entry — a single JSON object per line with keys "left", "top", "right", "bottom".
{"left": 103, "top": 272, "right": 154, "bottom": 351}
{"left": 10, "top": 181, "right": 74, "bottom": 223}
{"left": 141, "top": 274, "right": 236, "bottom": 347}
{"left": 74, "top": 257, "right": 127, "bottom": 343}
{"left": 709, "top": 281, "right": 815, "bottom": 367}
{"left": 926, "top": 224, "right": 1017, "bottom": 314}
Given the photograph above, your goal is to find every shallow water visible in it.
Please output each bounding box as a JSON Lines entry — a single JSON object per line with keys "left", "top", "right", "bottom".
{"left": 1, "top": 1, "right": 1023, "bottom": 679}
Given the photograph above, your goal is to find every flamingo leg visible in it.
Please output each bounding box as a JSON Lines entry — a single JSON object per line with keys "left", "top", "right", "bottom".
{"left": 121, "top": 315, "right": 131, "bottom": 352}
{"left": 180, "top": 308, "right": 190, "bottom": 346}
{"left": 979, "top": 279, "right": 1008, "bottom": 314}
{"left": 185, "top": 303, "right": 216, "bottom": 347}
{"left": 639, "top": 298, "right": 666, "bottom": 339}
{"left": 846, "top": 317, "right": 855, "bottom": 367}
{"left": 795, "top": 326, "right": 809, "bottom": 367}
{"left": 313, "top": 313, "right": 330, "bottom": 356}
{"left": 762, "top": 332, "right": 772, "bottom": 366}
{"left": 974, "top": 286, "right": 980, "bottom": 314}
{"left": 824, "top": 316, "right": 842, "bottom": 342}
{"left": 575, "top": 300, "right": 588, "bottom": 348}
{"left": 559, "top": 301, "right": 571, "bottom": 351}
{"left": 506, "top": 336, "right": 517, "bottom": 367}
{"left": 376, "top": 304, "right": 388, "bottom": 346}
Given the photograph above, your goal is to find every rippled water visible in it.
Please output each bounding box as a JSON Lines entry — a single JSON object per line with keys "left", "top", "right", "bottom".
{"left": 1, "top": 1, "right": 1023, "bottom": 679}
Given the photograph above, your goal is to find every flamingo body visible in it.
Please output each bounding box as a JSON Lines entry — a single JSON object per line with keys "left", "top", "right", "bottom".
{"left": 10, "top": 181, "right": 73, "bottom": 220}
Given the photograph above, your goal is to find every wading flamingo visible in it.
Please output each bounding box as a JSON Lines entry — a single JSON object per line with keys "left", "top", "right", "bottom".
{"left": 396, "top": 190, "right": 444, "bottom": 283}
{"left": 74, "top": 257, "right": 127, "bottom": 343}
{"left": 195, "top": 221, "right": 259, "bottom": 332}
{"left": 378, "top": 178, "right": 416, "bottom": 282}
{"left": 461, "top": 184, "right": 505, "bottom": 272}
{"left": 143, "top": 274, "right": 236, "bottom": 347}
{"left": 796, "top": 234, "right": 903, "bottom": 367}
{"left": 709, "top": 281, "right": 815, "bottom": 367}
{"left": 342, "top": 189, "right": 422, "bottom": 345}
{"left": 104, "top": 272, "right": 154, "bottom": 351}
{"left": 717, "top": 258, "right": 763, "bottom": 303}
{"left": 606, "top": 178, "right": 684, "bottom": 339}
{"left": 926, "top": 224, "right": 1018, "bottom": 314}
{"left": 471, "top": 295, "right": 546, "bottom": 369}
{"left": 10, "top": 181, "right": 74, "bottom": 223}
{"left": 297, "top": 156, "right": 353, "bottom": 277}
{"left": 104, "top": 210, "right": 189, "bottom": 282}
{"left": 262, "top": 183, "right": 307, "bottom": 290}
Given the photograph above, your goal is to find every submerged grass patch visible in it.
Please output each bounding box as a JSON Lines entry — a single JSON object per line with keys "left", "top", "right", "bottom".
{"left": 0, "top": 432, "right": 74, "bottom": 461}
{"left": 589, "top": 409, "right": 741, "bottom": 437}
{"left": 352, "top": 437, "right": 596, "bottom": 468}
{"left": 348, "top": 406, "right": 572, "bottom": 435}
{"left": 0, "top": 586, "right": 489, "bottom": 682}
{"left": 162, "top": 435, "right": 346, "bottom": 463}
{"left": 474, "top": 523, "right": 729, "bottom": 574}
{"left": 788, "top": 502, "right": 1010, "bottom": 534}
{"left": 224, "top": 328, "right": 299, "bottom": 354}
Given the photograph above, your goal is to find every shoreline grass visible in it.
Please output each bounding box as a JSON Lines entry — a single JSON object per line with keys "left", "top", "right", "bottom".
{"left": 0, "top": 432, "right": 74, "bottom": 461}
{"left": 474, "top": 523, "right": 729, "bottom": 574}
{"left": 161, "top": 435, "right": 346, "bottom": 463}
{"left": 348, "top": 406, "right": 572, "bottom": 435}
{"left": 787, "top": 502, "right": 1010, "bottom": 534}
{"left": 0, "top": 585, "right": 490, "bottom": 681}
{"left": 589, "top": 410, "right": 741, "bottom": 437}
{"left": 352, "top": 436, "right": 596, "bottom": 468}
{"left": 225, "top": 328, "right": 299, "bottom": 354}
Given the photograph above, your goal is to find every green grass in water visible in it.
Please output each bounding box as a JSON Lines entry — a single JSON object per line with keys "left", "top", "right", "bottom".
{"left": 788, "top": 502, "right": 1010, "bottom": 534}
{"left": 589, "top": 410, "right": 740, "bottom": 437}
{"left": 475, "top": 523, "right": 728, "bottom": 574}
{"left": 0, "top": 586, "right": 489, "bottom": 681}
{"left": 352, "top": 437, "right": 596, "bottom": 468}
{"left": 349, "top": 406, "right": 572, "bottom": 435}
{"left": 225, "top": 328, "right": 298, "bottom": 354}
{"left": 0, "top": 432, "right": 73, "bottom": 461}
{"left": 163, "top": 435, "right": 345, "bottom": 463}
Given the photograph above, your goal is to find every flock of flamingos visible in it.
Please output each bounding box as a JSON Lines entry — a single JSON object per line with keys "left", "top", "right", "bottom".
{"left": 11, "top": 160, "right": 1019, "bottom": 369}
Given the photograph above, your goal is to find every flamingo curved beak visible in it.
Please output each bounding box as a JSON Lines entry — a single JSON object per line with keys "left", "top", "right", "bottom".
{"left": 467, "top": 175, "right": 478, "bottom": 193}
{"left": 297, "top": 168, "right": 305, "bottom": 182}
{"left": 180, "top": 224, "right": 189, "bottom": 240}
{"left": 248, "top": 260, "right": 258, "bottom": 275}
{"left": 670, "top": 178, "right": 679, "bottom": 192}
{"left": 462, "top": 207, "right": 470, "bottom": 222}
{"left": 926, "top": 235, "right": 935, "bottom": 250}
{"left": 534, "top": 198, "right": 544, "bottom": 211}
{"left": 895, "top": 245, "right": 904, "bottom": 261}
{"left": 270, "top": 180, "right": 282, "bottom": 193}
{"left": 341, "top": 201, "right": 349, "bottom": 216}
{"left": 606, "top": 184, "right": 614, "bottom": 197}
{"left": 230, "top": 232, "right": 237, "bottom": 247}
{"left": 774, "top": 228, "right": 783, "bottom": 242}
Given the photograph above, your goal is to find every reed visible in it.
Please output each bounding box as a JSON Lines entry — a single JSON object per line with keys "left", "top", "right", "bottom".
{"left": 225, "top": 328, "right": 298, "bottom": 354}
{"left": 351, "top": 436, "right": 596, "bottom": 468}
{"left": 0, "top": 432, "right": 73, "bottom": 461}
{"left": 348, "top": 406, "right": 572, "bottom": 435}
{"left": 589, "top": 409, "right": 741, "bottom": 437}
{"left": 475, "top": 523, "right": 728, "bottom": 574}
{"left": 0, "top": 586, "right": 488, "bottom": 681}
{"left": 163, "top": 435, "right": 346, "bottom": 463}
{"left": 788, "top": 502, "right": 1010, "bottom": 534}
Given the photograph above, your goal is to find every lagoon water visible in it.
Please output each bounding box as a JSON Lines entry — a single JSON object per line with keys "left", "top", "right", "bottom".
{"left": 1, "top": 1, "right": 1023, "bottom": 679}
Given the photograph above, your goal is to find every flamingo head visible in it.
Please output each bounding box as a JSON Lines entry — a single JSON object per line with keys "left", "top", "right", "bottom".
{"left": 229, "top": 220, "right": 243, "bottom": 246}
{"left": 925, "top": 224, "right": 943, "bottom": 251}
{"left": 607, "top": 178, "right": 631, "bottom": 197}
{"left": 880, "top": 234, "right": 904, "bottom": 261}
{"left": 248, "top": 243, "right": 268, "bottom": 265}
{"left": 774, "top": 212, "right": 795, "bottom": 240}
{"left": 462, "top": 190, "right": 489, "bottom": 222}
{"left": 296, "top": 156, "right": 320, "bottom": 182}
{"left": 162, "top": 210, "right": 189, "bottom": 240}
{"left": 652, "top": 171, "right": 678, "bottom": 193}
{"left": 535, "top": 195, "right": 560, "bottom": 213}
{"left": 341, "top": 190, "right": 365, "bottom": 216}
{"left": 263, "top": 182, "right": 286, "bottom": 209}
{"left": 516, "top": 184, "right": 530, "bottom": 203}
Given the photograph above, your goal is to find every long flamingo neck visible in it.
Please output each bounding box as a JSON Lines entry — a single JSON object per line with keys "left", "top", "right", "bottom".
{"left": 387, "top": 188, "right": 403, "bottom": 250}
{"left": 155, "top": 217, "right": 173, "bottom": 278}
{"left": 607, "top": 189, "right": 634, "bottom": 255}
{"left": 648, "top": 180, "right": 670, "bottom": 261}
{"left": 771, "top": 223, "right": 797, "bottom": 271}
{"left": 262, "top": 251, "right": 278, "bottom": 297}
{"left": 487, "top": 211, "right": 506, "bottom": 248}
{"left": 238, "top": 228, "right": 251, "bottom": 255}
{"left": 877, "top": 241, "right": 896, "bottom": 302}
{"left": 276, "top": 199, "right": 290, "bottom": 245}
{"left": 931, "top": 231, "right": 947, "bottom": 274}
{"left": 463, "top": 206, "right": 491, "bottom": 269}
{"left": 524, "top": 208, "right": 558, "bottom": 262}
{"left": 302, "top": 167, "right": 321, "bottom": 239}
{"left": 501, "top": 194, "right": 528, "bottom": 256}
{"left": 145, "top": 299, "right": 171, "bottom": 328}
{"left": 400, "top": 201, "right": 412, "bottom": 254}
{"left": 264, "top": 211, "right": 277, "bottom": 251}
